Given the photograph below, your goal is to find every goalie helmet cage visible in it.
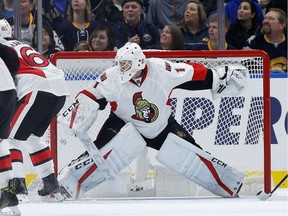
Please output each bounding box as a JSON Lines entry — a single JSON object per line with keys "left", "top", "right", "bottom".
{"left": 49, "top": 50, "right": 271, "bottom": 196}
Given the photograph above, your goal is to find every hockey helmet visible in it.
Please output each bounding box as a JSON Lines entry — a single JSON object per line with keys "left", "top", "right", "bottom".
{"left": 115, "top": 42, "right": 146, "bottom": 84}
{"left": 0, "top": 19, "right": 12, "bottom": 39}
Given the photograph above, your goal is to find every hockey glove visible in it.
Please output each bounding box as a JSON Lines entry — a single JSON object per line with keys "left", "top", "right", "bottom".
{"left": 211, "top": 65, "right": 249, "bottom": 99}
{"left": 58, "top": 94, "right": 99, "bottom": 136}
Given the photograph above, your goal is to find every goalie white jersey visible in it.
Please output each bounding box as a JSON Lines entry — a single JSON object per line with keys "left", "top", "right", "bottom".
{"left": 59, "top": 43, "right": 247, "bottom": 198}
{"left": 85, "top": 58, "right": 208, "bottom": 139}
{"left": 5, "top": 40, "right": 70, "bottom": 100}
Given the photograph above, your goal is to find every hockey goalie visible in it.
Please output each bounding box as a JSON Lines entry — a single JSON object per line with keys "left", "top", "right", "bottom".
{"left": 58, "top": 42, "right": 249, "bottom": 199}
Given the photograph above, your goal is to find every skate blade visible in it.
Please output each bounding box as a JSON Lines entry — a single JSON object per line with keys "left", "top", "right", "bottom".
{"left": 40, "top": 192, "right": 64, "bottom": 203}
{"left": 16, "top": 194, "right": 29, "bottom": 204}
{"left": 0, "top": 206, "right": 21, "bottom": 216}
{"left": 129, "top": 178, "right": 155, "bottom": 192}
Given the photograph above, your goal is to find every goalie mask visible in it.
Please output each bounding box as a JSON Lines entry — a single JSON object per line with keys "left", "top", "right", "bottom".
{"left": 115, "top": 42, "right": 146, "bottom": 84}
{"left": 0, "top": 19, "right": 12, "bottom": 39}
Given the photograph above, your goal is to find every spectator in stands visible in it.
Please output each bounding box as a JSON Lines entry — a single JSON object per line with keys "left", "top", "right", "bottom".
{"left": 31, "top": 1, "right": 65, "bottom": 53}
{"left": 56, "top": 0, "right": 100, "bottom": 51}
{"left": 265, "top": 0, "right": 287, "bottom": 16}
{"left": 141, "top": 0, "right": 150, "bottom": 14}
{"left": 31, "top": 26, "right": 62, "bottom": 60}
{"left": 93, "top": 0, "right": 123, "bottom": 27}
{"left": 179, "top": 0, "right": 209, "bottom": 50}
{"left": 146, "top": 0, "right": 190, "bottom": 31}
{"left": 0, "top": 0, "right": 14, "bottom": 19}
{"left": 112, "top": 0, "right": 160, "bottom": 49}
{"left": 199, "top": 0, "right": 217, "bottom": 20}
{"left": 244, "top": 8, "right": 287, "bottom": 73}
{"left": 41, "top": 0, "right": 65, "bottom": 30}
{"left": 193, "top": 15, "right": 235, "bottom": 50}
{"left": 226, "top": 0, "right": 260, "bottom": 49}
{"left": 53, "top": 0, "right": 69, "bottom": 17}
{"left": 89, "top": 0, "right": 102, "bottom": 14}
{"left": 259, "top": 0, "right": 270, "bottom": 15}
{"left": 6, "top": 0, "right": 36, "bottom": 46}
{"left": 73, "top": 41, "right": 90, "bottom": 51}
{"left": 225, "top": 0, "right": 264, "bottom": 26}
{"left": 89, "top": 25, "right": 116, "bottom": 51}
{"left": 157, "top": 24, "right": 185, "bottom": 50}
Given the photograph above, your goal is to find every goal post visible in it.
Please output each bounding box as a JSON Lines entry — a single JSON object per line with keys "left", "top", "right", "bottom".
{"left": 50, "top": 50, "right": 271, "bottom": 197}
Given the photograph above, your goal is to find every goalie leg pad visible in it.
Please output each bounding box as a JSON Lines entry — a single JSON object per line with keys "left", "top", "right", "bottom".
{"left": 156, "top": 133, "right": 244, "bottom": 197}
{"left": 58, "top": 123, "right": 146, "bottom": 199}
{"left": 58, "top": 152, "right": 103, "bottom": 199}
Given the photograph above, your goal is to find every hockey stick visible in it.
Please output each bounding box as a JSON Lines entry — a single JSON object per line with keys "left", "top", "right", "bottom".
{"left": 256, "top": 174, "right": 288, "bottom": 201}
{"left": 78, "top": 133, "right": 129, "bottom": 194}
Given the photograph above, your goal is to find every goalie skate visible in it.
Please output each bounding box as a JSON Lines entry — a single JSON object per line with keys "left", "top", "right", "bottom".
{"left": 38, "top": 174, "right": 64, "bottom": 203}
{"left": 129, "top": 178, "right": 155, "bottom": 192}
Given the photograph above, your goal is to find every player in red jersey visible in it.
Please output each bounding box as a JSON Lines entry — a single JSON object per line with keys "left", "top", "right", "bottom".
{"left": 0, "top": 19, "right": 70, "bottom": 203}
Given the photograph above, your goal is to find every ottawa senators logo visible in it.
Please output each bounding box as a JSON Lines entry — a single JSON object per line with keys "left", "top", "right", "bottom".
{"left": 131, "top": 92, "right": 159, "bottom": 123}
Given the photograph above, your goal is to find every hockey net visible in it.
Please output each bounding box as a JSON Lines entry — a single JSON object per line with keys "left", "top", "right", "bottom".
{"left": 49, "top": 50, "right": 271, "bottom": 198}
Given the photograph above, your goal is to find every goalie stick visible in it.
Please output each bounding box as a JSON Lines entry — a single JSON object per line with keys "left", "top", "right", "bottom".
{"left": 256, "top": 174, "right": 288, "bottom": 201}
{"left": 78, "top": 133, "right": 129, "bottom": 194}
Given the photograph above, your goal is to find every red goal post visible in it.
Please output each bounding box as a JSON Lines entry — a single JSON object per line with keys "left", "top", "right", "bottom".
{"left": 50, "top": 50, "right": 271, "bottom": 196}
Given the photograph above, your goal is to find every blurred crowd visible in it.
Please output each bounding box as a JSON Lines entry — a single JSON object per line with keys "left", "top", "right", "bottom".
{"left": 0, "top": 0, "right": 286, "bottom": 72}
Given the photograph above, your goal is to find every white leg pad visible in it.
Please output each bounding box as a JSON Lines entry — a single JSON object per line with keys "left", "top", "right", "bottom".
{"left": 58, "top": 123, "right": 146, "bottom": 199}
{"left": 156, "top": 133, "right": 244, "bottom": 197}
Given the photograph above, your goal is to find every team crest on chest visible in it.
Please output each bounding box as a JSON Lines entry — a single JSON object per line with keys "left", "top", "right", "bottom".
{"left": 131, "top": 92, "right": 159, "bottom": 123}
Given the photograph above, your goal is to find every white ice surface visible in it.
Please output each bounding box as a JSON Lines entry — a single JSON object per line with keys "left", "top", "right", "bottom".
{"left": 16, "top": 189, "right": 288, "bottom": 216}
